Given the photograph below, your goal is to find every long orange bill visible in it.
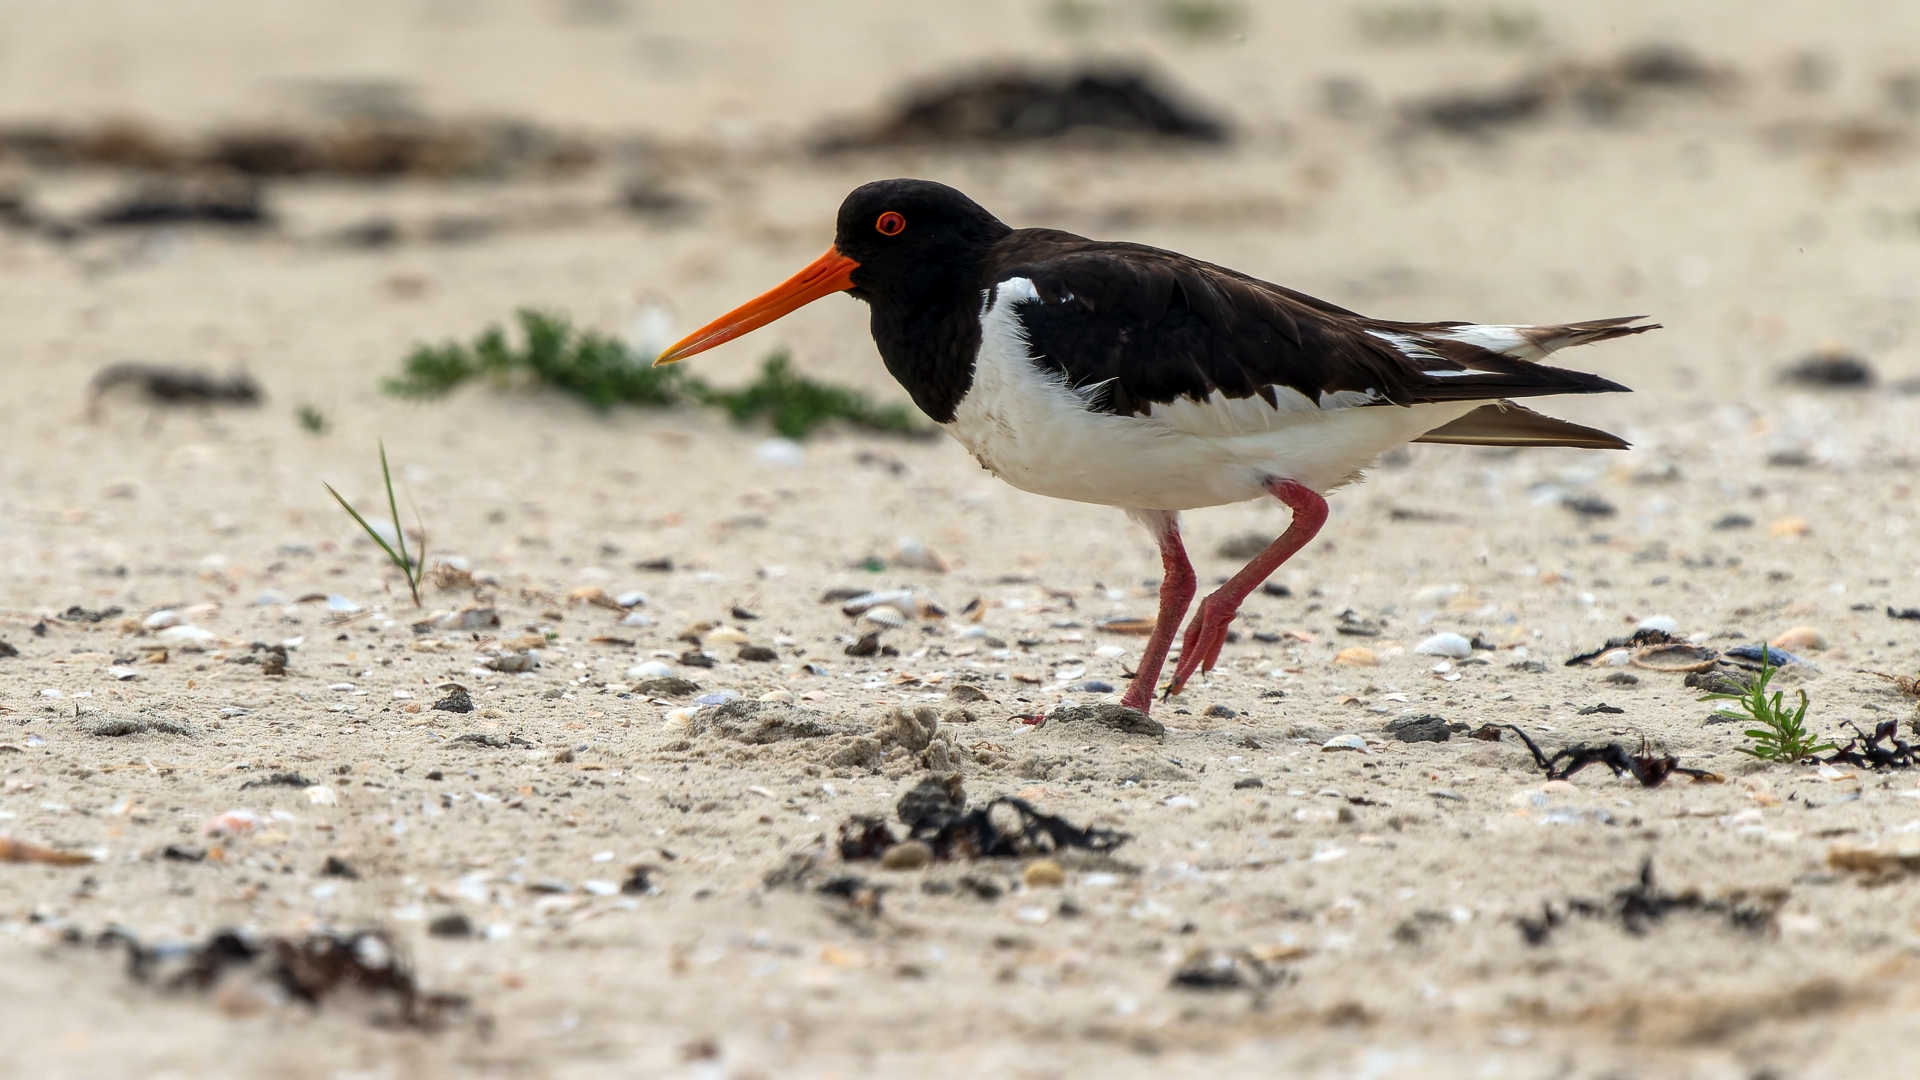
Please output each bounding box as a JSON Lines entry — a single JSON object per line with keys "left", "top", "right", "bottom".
{"left": 654, "top": 246, "right": 861, "bottom": 366}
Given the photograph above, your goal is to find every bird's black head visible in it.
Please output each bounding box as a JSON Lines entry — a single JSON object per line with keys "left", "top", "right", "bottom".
{"left": 832, "top": 179, "right": 1011, "bottom": 300}
{"left": 652, "top": 178, "right": 1009, "bottom": 381}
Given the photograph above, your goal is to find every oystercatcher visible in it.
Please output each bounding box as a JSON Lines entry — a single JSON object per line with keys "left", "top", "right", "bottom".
{"left": 658, "top": 179, "right": 1652, "bottom": 715}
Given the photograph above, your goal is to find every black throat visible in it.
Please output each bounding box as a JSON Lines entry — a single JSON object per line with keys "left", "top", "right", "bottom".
{"left": 852, "top": 251, "right": 994, "bottom": 425}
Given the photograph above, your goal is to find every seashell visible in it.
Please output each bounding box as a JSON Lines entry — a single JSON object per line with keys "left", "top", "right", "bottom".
{"left": 434, "top": 607, "right": 499, "bottom": 632}
{"left": 620, "top": 612, "right": 654, "bottom": 627}
{"left": 758, "top": 689, "right": 796, "bottom": 704}
{"left": 1321, "top": 734, "right": 1369, "bottom": 752}
{"left": 626, "top": 660, "right": 674, "bottom": 680}
{"left": 614, "top": 590, "right": 648, "bottom": 608}
{"left": 694, "top": 690, "right": 741, "bottom": 706}
{"left": 893, "top": 537, "right": 949, "bottom": 573}
{"left": 1094, "top": 644, "right": 1127, "bottom": 659}
{"left": 841, "top": 590, "right": 913, "bottom": 616}
{"left": 142, "top": 609, "right": 180, "bottom": 631}
{"left": 754, "top": 438, "right": 805, "bottom": 468}
{"left": 705, "top": 626, "right": 749, "bottom": 645}
{"left": 1053, "top": 664, "right": 1087, "bottom": 681}
{"left": 1636, "top": 614, "right": 1680, "bottom": 634}
{"left": 863, "top": 605, "right": 907, "bottom": 629}
{"left": 1096, "top": 616, "right": 1155, "bottom": 636}
{"left": 1414, "top": 632, "right": 1472, "bottom": 659}
{"left": 1770, "top": 626, "right": 1828, "bottom": 652}
{"left": 1332, "top": 647, "right": 1377, "bottom": 667}
{"left": 325, "top": 594, "right": 362, "bottom": 613}
{"left": 1630, "top": 643, "right": 1718, "bottom": 672}
{"left": 486, "top": 652, "right": 537, "bottom": 673}
{"left": 157, "top": 625, "right": 217, "bottom": 650}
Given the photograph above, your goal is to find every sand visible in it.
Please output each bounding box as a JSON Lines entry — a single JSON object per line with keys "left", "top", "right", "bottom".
{"left": 4, "top": 2, "right": 1920, "bottom": 1077}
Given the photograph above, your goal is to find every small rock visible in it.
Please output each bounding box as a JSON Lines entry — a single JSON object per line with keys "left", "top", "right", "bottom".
{"left": 1322, "top": 734, "right": 1369, "bottom": 752}
{"left": 1783, "top": 349, "right": 1874, "bottom": 388}
{"left": 1050, "top": 702, "right": 1164, "bottom": 737}
{"left": 1561, "top": 494, "right": 1617, "bottom": 518}
{"left": 844, "top": 632, "right": 882, "bottom": 658}
{"left": 1685, "top": 668, "right": 1751, "bottom": 695}
{"left": 1385, "top": 714, "right": 1450, "bottom": 743}
{"left": 1232, "top": 777, "right": 1265, "bottom": 789}
{"left": 1603, "top": 671, "right": 1641, "bottom": 685}
{"left": 1770, "top": 626, "right": 1828, "bottom": 652}
{"left": 738, "top": 645, "right": 779, "bottom": 663}
{"left": 1202, "top": 703, "right": 1237, "bottom": 718}
{"left": 635, "top": 677, "right": 701, "bottom": 697}
{"left": 1712, "top": 513, "right": 1755, "bottom": 530}
{"left": 0, "top": 641, "right": 16, "bottom": 658}
{"left": 320, "top": 856, "right": 359, "bottom": 879}
{"left": 1414, "top": 632, "right": 1473, "bottom": 659}
{"left": 1332, "top": 647, "right": 1377, "bottom": 667}
{"left": 1427, "top": 789, "right": 1466, "bottom": 801}
{"left": 1022, "top": 859, "right": 1066, "bottom": 888}
{"left": 627, "top": 660, "right": 674, "bottom": 680}
{"left": 428, "top": 912, "right": 474, "bottom": 938}
{"left": 881, "top": 840, "right": 934, "bottom": 870}
{"left": 432, "top": 686, "right": 474, "bottom": 713}
{"left": 947, "top": 683, "right": 991, "bottom": 702}
{"left": 485, "top": 652, "right": 537, "bottom": 673}
{"left": 1261, "top": 581, "right": 1292, "bottom": 597}
{"left": 679, "top": 651, "right": 718, "bottom": 668}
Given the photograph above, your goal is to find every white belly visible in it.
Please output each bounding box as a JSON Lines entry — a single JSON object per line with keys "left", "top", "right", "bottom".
{"left": 943, "top": 277, "right": 1478, "bottom": 511}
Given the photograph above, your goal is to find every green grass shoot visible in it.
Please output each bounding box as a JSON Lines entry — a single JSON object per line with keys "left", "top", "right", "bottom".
{"left": 1697, "top": 650, "right": 1834, "bottom": 762}
{"left": 694, "top": 351, "right": 922, "bottom": 439}
{"left": 324, "top": 440, "right": 427, "bottom": 608}
{"left": 296, "top": 405, "right": 328, "bottom": 434}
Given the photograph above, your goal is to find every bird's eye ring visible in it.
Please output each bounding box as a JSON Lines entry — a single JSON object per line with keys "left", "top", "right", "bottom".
{"left": 875, "top": 211, "right": 906, "bottom": 236}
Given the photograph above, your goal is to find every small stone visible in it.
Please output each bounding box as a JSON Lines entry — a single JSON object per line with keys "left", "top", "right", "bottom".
{"left": 1022, "top": 859, "right": 1066, "bottom": 888}
{"left": 881, "top": 840, "right": 934, "bottom": 870}
{"left": 1603, "top": 671, "right": 1640, "bottom": 685}
{"left": 1712, "top": 513, "right": 1755, "bottom": 530}
{"left": 1414, "top": 632, "right": 1473, "bottom": 659}
{"left": 428, "top": 912, "right": 473, "bottom": 938}
{"left": 486, "top": 652, "right": 536, "bottom": 673}
{"left": 1384, "top": 714, "right": 1450, "bottom": 743}
{"left": 1770, "top": 626, "right": 1828, "bottom": 652}
{"left": 1050, "top": 702, "right": 1164, "bottom": 737}
{"left": 431, "top": 686, "right": 474, "bottom": 713}
{"left": 1203, "top": 703, "right": 1237, "bottom": 719}
{"left": 947, "top": 683, "right": 990, "bottom": 702}
{"left": 845, "top": 632, "right": 882, "bottom": 658}
{"left": 635, "top": 677, "right": 701, "bottom": 697}
{"left": 1322, "top": 734, "right": 1369, "bottom": 752}
{"left": 1562, "top": 494, "right": 1617, "bottom": 518}
{"left": 1332, "top": 647, "right": 1377, "bottom": 667}
{"left": 896, "top": 774, "right": 966, "bottom": 826}
{"left": 627, "top": 660, "right": 674, "bottom": 680}
{"left": 1233, "top": 777, "right": 1265, "bottom": 789}
{"left": 679, "top": 651, "right": 718, "bottom": 668}
{"left": 738, "top": 645, "right": 779, "bottom": 662}
{"left": 1783, "top": 350, "right": 1874, "bottom": 387}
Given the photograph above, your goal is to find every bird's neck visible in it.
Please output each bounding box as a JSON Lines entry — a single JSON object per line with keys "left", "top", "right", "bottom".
{"left": 862, "top": 254, "right": 987, "bottom": 425}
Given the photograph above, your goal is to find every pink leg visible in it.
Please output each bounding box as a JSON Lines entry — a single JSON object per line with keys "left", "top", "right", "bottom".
{"left": 1165, "top": 478, "right": 1329, "bottom": 699}
{"left": 1118, "top": 510, "right": 1197, "bottom": 716}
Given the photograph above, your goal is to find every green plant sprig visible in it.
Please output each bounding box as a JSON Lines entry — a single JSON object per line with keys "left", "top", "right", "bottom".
{"left": 1698, "top": 650, "right": 1834, "bottom": 762}
{"left": 324, "top": 440, "right": 427, "bottom": 608}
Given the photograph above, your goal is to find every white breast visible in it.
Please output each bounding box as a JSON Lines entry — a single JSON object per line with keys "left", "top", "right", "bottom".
{"left": 942, "top": 277, "right": 1478, "bottom": 511}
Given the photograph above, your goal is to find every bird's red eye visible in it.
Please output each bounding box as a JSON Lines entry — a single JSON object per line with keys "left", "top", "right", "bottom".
{"left": 875, "top": 211, "right": 906, "bottom": 236}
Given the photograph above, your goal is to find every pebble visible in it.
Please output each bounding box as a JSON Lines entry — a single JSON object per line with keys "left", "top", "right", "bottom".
{"left": 1069, "top": 680, "right": 1115, "bottom": 693}
{"left": 1414, "top": 632, "right": 1473, "bottom": 659}
{"left": 754, "top": 438, "right": 806, "bottom": 468}
{"left": 947, "top": 683, "right": 991, "bottom": 702}
{"left": 486, "top": 652, "right": 536, "bottom": 673}
{"left": 614, "top": 591, "right": 648, "bottom": 608}
{"left": 1636, "top": 615, "right": 1680, "bottom": 634}
{"left": 1203, "top": 704, "right": 1237, "bottom": 718}
{"left": 893, "top": 537, "right": 949, "bottom": 572}
{"left": 1332, "top": 647, "right": 1377, "bottom": 667}
{"left": 1022, "top": 859, "right": 1066, "bottom": 888}
{"left": 142, "top": 610, "right": 180, "bottom": 631}
{"left": 694, "top": 691, "right": 741, "bottom": 706}
{"left": 881, "top": 840, "right": 933, "bottom": 870}
{"left": 1322, "top": 734, "right": 1369, "bottom": 753}
{"left": 627, "top": 660, "right": 674, "bottom": 680}
{"left": 1770, "top": 626, "right": 1828, "bottom": 652}
{"left": 620, "top": 611, "right": 654, "bottom": 627}
{"left": 1385, "top": 714, "right": 1450, "bottom": 743}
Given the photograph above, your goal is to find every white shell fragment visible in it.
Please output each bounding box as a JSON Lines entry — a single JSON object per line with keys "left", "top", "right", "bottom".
{"left": 157, "top": 625, "right": 217, "bottom": 650}
{"left": 627, "top": 660, "right": 674, "bottom": 680}
{"left": 841, "top": 590, "right": 913, "bottom": 616}
{"left": 862, "top": 605, "right": 907, "bottom": 629}
{"left": 142, "top": 609, "right": 180, "bottom": 630}
{"left": 1322, "top": 734, "right": 1369, "bottom": 753}
{"left": 1414, "top": 632, "right": 1473, "bottom": 659}
{"left": 1636, "top": 615, "right": 1680, "bottom": 634}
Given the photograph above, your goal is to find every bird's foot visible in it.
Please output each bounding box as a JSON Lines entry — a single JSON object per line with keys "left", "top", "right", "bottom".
{"left": 1167, "top": 599, "right": 1238, "bottom": 694}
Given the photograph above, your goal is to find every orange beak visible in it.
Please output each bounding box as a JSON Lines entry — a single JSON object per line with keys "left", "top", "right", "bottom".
{"left": 653, "top": 246, "right": 861, "bottom": 366}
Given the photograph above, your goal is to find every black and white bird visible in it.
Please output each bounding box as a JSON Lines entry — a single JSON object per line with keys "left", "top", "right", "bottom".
{"left": 657, "top": 179, "right": 1653, "bottom": 716}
